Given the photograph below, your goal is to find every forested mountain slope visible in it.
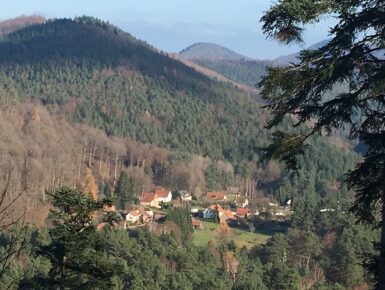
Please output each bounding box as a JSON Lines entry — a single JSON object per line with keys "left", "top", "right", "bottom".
{"left": 0, "top": 17, "right": 358, "bottom": 207}
{"left": 0, "top": 17, "right": 269, "bottom": 164}
{"left": 179, "top": 42, "right": 246, "bottom": 61}
{"left": 179, "top": 42, "right": 271, "bottom": 86}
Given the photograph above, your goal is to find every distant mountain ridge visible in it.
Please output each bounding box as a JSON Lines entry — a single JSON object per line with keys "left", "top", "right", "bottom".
{"left": 179, "top": 42, "right": 271, "bottom": 86}
{"left": 273, "top": 39, "right": 331, "bottom": 65}
{"left": 179, "top": 42, "right": 248, "bottom": 61}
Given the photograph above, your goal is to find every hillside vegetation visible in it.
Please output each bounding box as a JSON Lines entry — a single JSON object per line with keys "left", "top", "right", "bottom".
{"left": 0, "top": 17, "right": 269, "bottom": 164}
{"left": 179, "top": 42, "right": 246, "bottom": 61}
{"left": 179, "top": 42, "right": 270, "bottom": 86}
{"left": 0, "top": 16, "right": 377, "bottom": 290}
{"left": 0, "top": 16, "right": 358, "bottom": 209}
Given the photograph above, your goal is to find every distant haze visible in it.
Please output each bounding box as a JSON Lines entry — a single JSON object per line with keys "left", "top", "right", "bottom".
{"left": 0, "top": 0, "right": 335, "bottom": 59}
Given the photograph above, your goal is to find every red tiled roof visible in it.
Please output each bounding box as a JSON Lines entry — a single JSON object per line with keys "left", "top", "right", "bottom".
{"left": 140, "top": 192, "right": 157, "bottom": 203}
{"left": 154, "top": 187, "right": 170, "bottom": 198}
{"left": 205, "top": 191, "right": 226, "bottom": 200}
{"left": 192, "top": 220, "right": 201, "bottom": 226}
{"left": 236, "top": 208, "right": 250, "bottom": 216}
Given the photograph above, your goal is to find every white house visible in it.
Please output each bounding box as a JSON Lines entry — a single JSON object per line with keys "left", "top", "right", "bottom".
{"left": 235, "top": 197, "right": 249, "bottom": 208}
{"left": 155, "top": 187, "right": 172, "bottom": 203}
{"left": 180, "top": 191, "right": 192, "bottom": 202}
{"left": 126, "top": 210, "right": 141, "bottom": 224}
{"left": 191, "top": 208, "right": 199, "bottom": 214}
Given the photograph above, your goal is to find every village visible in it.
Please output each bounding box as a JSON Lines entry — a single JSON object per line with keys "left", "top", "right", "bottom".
{"left": 98, "top": 185, "right": 294, "bottom": 247}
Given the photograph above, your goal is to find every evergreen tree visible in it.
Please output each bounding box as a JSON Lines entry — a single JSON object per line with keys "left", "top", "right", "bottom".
{"left": 115, "top": 171, "right": 134, "bottom": 210}
{"left": 22, "top": 187, "right": 125, "bottom": 289}
{"left": 166, "top": 207, "right": 193, "bottom": 245}
{"left": 260, "top": 1, "right": 385, "bottom": 287}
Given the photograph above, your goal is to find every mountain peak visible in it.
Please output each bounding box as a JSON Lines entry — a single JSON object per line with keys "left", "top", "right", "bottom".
{"left": 179, "top": 42, "right": 248, "bottom": 61}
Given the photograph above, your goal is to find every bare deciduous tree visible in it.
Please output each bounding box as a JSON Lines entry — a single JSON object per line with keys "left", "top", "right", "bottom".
{"left": 0, "top": 171, "right": 27, "bottom": 284}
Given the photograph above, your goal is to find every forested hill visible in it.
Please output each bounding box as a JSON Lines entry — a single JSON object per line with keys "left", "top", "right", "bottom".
{"left": 179, "top": 43, "right": 271, "bottom": 87}
{"left": 0, "top": 16, "right": 268, "bottom": 164}
{"left": 179, "top": 42, "right": 246, "bottom": 61}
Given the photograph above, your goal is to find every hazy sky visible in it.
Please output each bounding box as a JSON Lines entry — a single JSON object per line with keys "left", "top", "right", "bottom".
{"left": 0, "top": 0, "right": 334, "bottom": 59}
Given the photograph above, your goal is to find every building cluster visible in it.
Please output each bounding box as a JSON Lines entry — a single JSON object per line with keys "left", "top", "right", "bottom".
{"left": 98, "top": 186, "right": 293, "bottom": 232}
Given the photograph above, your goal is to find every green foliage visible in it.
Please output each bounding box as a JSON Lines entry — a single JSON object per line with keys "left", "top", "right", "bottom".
{"left": 0, "top": 16, "right": 361, "bottom": 209}
{"left": 193, "top": 58, "right": 269, "bottom": 87}
{"left": 22, "top": 187, "right": 126, "bottom": 289}
{"left": 166, "top": 207, "right": 193, "bottom": 245}
{"left": 0, "top": 17, "right": 267, "bottom": 166}
{"left": 115, "top": 172, "right": 134, "bottom": 210}
{"left": 204, "top": 164, "right": 222, "bottom": 191}
{"left": 260, "top": 1, "right": 385, "bottom": 286}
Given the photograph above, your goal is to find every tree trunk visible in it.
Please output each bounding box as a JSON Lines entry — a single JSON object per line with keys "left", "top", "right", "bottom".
{"left": 113, "top": 155, "right": 118, "bottom": 187}
{"left": 378, "top": 199, "right": 385, "bottom": 290}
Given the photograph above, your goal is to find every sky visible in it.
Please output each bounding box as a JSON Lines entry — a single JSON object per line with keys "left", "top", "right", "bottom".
{"left": 0, "top": 0, "right": 335, "bottom": 59}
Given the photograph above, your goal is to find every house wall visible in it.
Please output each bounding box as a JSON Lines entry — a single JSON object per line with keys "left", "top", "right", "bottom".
{"left": 203, "top": 209, "right": 215, "bottom": 219}
{"left": 157, "top": 193, "right": 172, "bottom": 203}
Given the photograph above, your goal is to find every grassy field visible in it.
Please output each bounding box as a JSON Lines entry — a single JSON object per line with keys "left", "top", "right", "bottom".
{"left": 193, "top": 220, "right": 271, "bottom": 248}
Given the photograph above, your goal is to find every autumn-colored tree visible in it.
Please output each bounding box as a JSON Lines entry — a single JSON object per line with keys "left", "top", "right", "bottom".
{"left": 222, "top": 251, "right": 239, "bottom": 281}
{"left": 217, "top": 220, "right": 232, "bottom": 245}
{"left": 82, "top": 170, "right": 98, "bottom": 200}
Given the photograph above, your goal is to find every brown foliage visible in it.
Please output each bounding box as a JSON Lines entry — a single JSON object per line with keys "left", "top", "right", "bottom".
{"left": 82, "top": 170, "right": 98, "bottom": 200}
{"left": 222, "top": 251, "right": 239, "bottom": 281}
{"left": 0, "top": 15, "right": 45, "bottom": 37}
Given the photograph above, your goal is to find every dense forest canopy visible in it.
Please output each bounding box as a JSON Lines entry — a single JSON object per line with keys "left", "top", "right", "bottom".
{"left": 0, "top": 16, "right": 360, "bottom": 209}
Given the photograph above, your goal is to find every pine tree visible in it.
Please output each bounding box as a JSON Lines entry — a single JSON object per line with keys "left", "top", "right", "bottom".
{"left": 22, "top": 187, "right": 125, "bottom": 289}
{"left": 260, "top": 1, "right": 385, "bottom": 287}
{"left": 115, "top": 171, "right": 134, "bottom": 210}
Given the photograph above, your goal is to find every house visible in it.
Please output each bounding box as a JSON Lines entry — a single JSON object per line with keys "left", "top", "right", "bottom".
{"left": 203, "top": 207, "right": 217, "bottom": 219}
{"left": 192, "top": 220, "right": 203, "bottom": 229}
{"left": 154, "top": 187, "right": 172, "bottom": 203}
{"left": 138, "top": 207, "right": 154, "bottom": 223}
{"left": 190, "top": 208, "right": 199, "bottom": 214}
{"left": 139, "top": 192, "right": 160, "bottom": 208}
{"left": 235, "top": 197, "right": 249, "bottom": 208}
{"left": 203, "top": 204, "right": 237, "bottom": 222}
{"left": 126, "top": 210, "right": 141, "bottom": 224}
{"left": 180, "top": 191, "right": 192, "bottom": 202}
{"left": 205, "top": 191, "right": 227, "bottom": 202}
{"left": 236, "top": 207, "right": 250, "bottom": 218}
{"left": 274, "top": 211, "right": 285, "bottom": 217}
